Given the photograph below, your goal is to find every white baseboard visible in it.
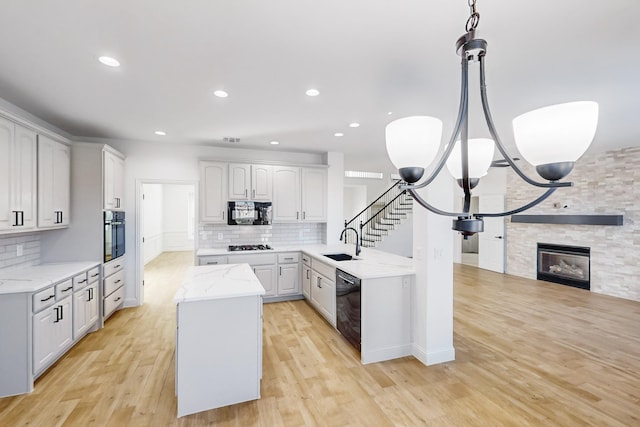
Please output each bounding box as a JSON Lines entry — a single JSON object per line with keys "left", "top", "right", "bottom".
{"left": 362, "top": 344, "right": 413, "bottom": 365}
{"left": 412, "top": 344, "right": 455, "bottom": 366}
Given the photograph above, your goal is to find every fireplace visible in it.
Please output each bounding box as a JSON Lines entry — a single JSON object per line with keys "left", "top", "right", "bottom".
{"left": 537, "top": 243, "right": 590, "bottom": 290}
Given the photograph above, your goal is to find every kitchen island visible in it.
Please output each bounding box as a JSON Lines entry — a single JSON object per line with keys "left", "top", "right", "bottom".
{"left": 174, "top": 263, "right": 264, "bottom": 417}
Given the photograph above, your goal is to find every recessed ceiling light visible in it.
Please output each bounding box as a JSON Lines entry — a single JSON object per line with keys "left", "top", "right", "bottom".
{"left": 349, "top": 122, "right": 360, "bottom": 128}
{"left": 214, "top": 90, "right": 229, "bottom": 98}
{"left": 270, "top": 140, "right": 280, "bottom": 145}
{"left": 334, "top": 132, "right": 344, "bottom": 137}
{"left": 306, "top": 89, "right": 320, "bottom": 97}
{"left": 98, "top": 56, "right": 120, "bottom": 67}
{"left": 387, "top": 111, "right": 393, "bottom": 115}
{"left": 154, "top": 130, "right": 166, "bottom": 136}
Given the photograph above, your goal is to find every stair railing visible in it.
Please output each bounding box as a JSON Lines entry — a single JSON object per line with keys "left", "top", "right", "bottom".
{"left": 344, "top": 180, "right": 407, "bottom": 246}
{"left": 358, "top": 189, "right": 410, "bottom": 246}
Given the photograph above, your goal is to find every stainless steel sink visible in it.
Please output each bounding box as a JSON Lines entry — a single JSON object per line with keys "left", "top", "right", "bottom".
{"left": 323, "top": 253, "right": 360, "bottom": 261}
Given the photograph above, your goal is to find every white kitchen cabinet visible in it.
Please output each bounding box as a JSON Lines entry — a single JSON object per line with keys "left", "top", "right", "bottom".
{"left": 73, "top": 282, "right": 99, "bottom": 340}
{"left": 33, "top": 294, "right": 73, "bottom": 375}
{"left": 229, "top": 163, "right": 273, "bottom": 201}
{"left": 200, "top": 161, "right": 227, "bottom": 223}
{"left": 301, "top": 254, "right": 311, "bottom": 300}
{"left": 301, "top": 167, "right": 327, "bottom": 221}
{"left": 38, "top": 135, "right": 70, "bottom": 227}
{"left": 198, "top": 255, "right": 228, "bottom": 266}
{"left": 273, "top": 166, "right": 327, "bottom": 222}
{"left": 310, "top": 270, "right": 336, "bottom": 326}
{"left": 0, "top": 117, "right": 37, "bottom": 231}
{"left": 103, "top": 259, "right": 125, "bottom": 320}
{"left": 103, "top": 149, "right": 125, "bottom": 210}
{"left": 252, "top": 265, "right": 277, "bottom": 297}
{"left": 227, "top": 253, "right": 278, "bottom": 297}
{"left": 277, "top": 252, "right": 300, "bottom": 296}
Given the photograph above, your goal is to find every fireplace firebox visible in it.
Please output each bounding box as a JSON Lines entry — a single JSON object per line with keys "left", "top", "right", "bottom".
{"left": 537, "top": 243, "right": 590, "bottom": 290}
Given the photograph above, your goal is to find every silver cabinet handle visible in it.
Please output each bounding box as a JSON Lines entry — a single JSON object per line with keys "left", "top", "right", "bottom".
{"left": 245, "top": 189, "right": 248, "bottom": 198}
{"left": 303, "top": 211, "right": 306, "bottom": 220}
{"left": 279, "top": 267, "right": 282, "bottom": 275}
{"left": 296, "top": 212, "right": 299, "bottom": 220}
{"left": 252, "top": 189, "right": 256, "bottom": 198}
{"left": 222, "top": 211, "right": 225, "bottom": 220}
{"left": 206, "top": 261, "right": 218, "bottom": 265}
{"left": 306, "top": 269, "right": 310, "bottom": 279}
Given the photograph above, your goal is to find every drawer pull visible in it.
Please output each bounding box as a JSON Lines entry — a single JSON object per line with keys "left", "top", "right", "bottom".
{"left": 115, "top": 297, "right": 122, "bottom": 302}
{"left": 114, "top": 265, "right": 121, "bottom": 268}
{"left": 207, "top": 261, "right": 218, "bottom": 265}
{"left": 284, "top": 257, "right": 294, "bottom": 261}
{"left": 91, "top": 273, "right": 99, "bottom": 278}
{"left": 114, "top": 279, "right": 121, "bottom": 284}
{"left": 62, "top": 286, "right": 73, "bottom": 292}
{"left": 41, "top": 295, "right": 55, "bottom": 302}
{"left": 79, "top": 279, "right": 87, "bottom": 284}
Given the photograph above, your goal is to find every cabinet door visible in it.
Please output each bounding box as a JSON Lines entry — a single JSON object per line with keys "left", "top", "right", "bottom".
{"left": 253, "top": 265, "right": 276, "bottom": 297}
{"left": 302, "top": 264, "right": 311, "bottom": 300}
{"left": 55, "top": 295, "right": 73, "bottom": 355}
{"left": 228, "top": 163, "right": 250, "bottom": 200}
{"left": 33, "top": 306, "right": 56, "bottom": 373}
{"left": 103, "top": 151, "right": 124, "bottom": 210}
{"left": 13, "top": 125, "right": 37, "bottom": 229}
{"left": 73, "top": 288, "right": 89, "bottom": 339}
{"left": 200, "top": 162, "right": 227, "bottom": 223}
{"left": 278, "top": 263, "right": 300, "bottom": 296}
{"left": 38, "top": 136, "right": 70, "bottom": 227}
{"left": 251, "top": 164, "right": 272, "bottom": 201}
{"left": 301, "top": 168, "right": 327, "bottom": 222}
{"left": 0, "top": 118, "right": 14, "bottom": 230}
{"left": 86, "top": 282, "right": 99, "bottom": 328}
{"left": 310, "top": 271, "right": 336, "bottom": 325}
{"left": 273, "top": 166, "right": 300, "bottom": 222}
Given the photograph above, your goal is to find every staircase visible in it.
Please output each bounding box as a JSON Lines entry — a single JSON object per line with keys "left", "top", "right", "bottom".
{"left": 344, "top": 181, "right": 413, "bottom": 248}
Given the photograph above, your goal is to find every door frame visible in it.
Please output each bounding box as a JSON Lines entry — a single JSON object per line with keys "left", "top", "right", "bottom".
{"left": 135, "top": 178, "right": 199, "bottom": 305}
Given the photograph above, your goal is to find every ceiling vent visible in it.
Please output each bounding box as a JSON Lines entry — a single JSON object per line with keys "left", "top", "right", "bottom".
{"left": 223, "top": 137, "right": 241, "bottom": 143}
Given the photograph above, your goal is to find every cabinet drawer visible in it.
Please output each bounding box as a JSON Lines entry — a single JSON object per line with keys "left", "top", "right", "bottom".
{"left": 198, "top": 255, "right": 228, "bottom": 266}
{"left": 278, "top": 252, "right": 300, "bottom": 264}
{"left": 55, "top": 279, "right": 74, "bottom": 300}
{"left": 227, "top": 253, "right": 276, "bottom": 266}
{"left": 33, "top": 287, "right": 56, "bottom": 313}
{"left": 301, "top": 254, "right": 311, "bottom": 266}
{"left": 103, "top": 259, "right": 124, "bottom": 277}
{"left": 104, "top": 286, "right": 124, "bottom": 319}
{"left": 311, "top": 258, "right": 335, "bottom": 280}
{"left": 73, "top": 272, "right": 89, "bottom": 291}
{"left": 87, "top": 266, "right": 101, "bottom": 284}
{"left": 104, "top": 269, "right": 124, "bottom": 296}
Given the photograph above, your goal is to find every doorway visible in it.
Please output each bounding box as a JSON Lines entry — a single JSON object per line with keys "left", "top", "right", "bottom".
{"left": 136, "top": 180, "right": 197, "bottom": 305}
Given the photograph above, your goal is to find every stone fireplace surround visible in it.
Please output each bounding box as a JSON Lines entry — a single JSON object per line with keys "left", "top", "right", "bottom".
{"left": 505, "top": 146, "right": 640, "bottom": 302}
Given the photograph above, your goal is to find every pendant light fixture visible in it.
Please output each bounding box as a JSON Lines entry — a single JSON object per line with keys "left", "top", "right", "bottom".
{"left": 385, "top": 0, "right": 598, "bottom": 237}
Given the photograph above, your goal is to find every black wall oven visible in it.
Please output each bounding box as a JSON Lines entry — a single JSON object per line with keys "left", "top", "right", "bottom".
{"left": 104, "top": 211, "right": 125, "bottom": 262}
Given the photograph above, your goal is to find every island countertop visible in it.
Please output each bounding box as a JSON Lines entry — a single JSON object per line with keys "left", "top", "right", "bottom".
{"left": 174, "top": 263, "right": 266, "bottom": 304}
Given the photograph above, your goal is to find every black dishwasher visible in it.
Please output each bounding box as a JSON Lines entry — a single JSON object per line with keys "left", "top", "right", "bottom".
{"left": 336, "top": 269, "right": 361, "bottom": 352}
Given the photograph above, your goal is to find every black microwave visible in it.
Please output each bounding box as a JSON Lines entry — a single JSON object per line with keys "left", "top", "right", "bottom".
{"left": 227, "top": 201, "right": 272, "bottom": 225}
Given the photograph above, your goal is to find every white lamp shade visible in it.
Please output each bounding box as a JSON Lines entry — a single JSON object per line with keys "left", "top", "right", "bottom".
{"left": 385, "top": 116, "right": 443, "bottom": 169}
{"left": 445, "top": 138, "right": 495, "bottom": 179}
{"left": 512, "top": 101, "right": 598, "bottom": 166}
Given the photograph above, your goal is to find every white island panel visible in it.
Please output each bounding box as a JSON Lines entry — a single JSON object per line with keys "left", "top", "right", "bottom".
{"left": 175, "top": 263, "right": 263, "bottom": 417}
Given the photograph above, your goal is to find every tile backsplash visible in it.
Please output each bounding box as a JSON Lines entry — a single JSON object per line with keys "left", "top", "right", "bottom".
{"left": 0, "top": 233, "right": 41, "bottom": 272}
{"left": 199, "top": 223, "right": 326, "bottom": 249}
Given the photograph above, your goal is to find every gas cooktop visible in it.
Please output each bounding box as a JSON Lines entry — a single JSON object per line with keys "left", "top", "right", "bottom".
{"left": 228, "top": 244, "right": 273, "bottom": 251}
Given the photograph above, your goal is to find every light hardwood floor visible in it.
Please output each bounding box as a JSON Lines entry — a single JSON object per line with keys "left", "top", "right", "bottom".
{"left": 1, "top": 252, "right": 639, "bottom": 426}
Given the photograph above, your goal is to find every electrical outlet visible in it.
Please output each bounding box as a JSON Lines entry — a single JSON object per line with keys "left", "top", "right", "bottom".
{"left": 217, "top": 233, "right": 223, "bottom": 241}
{"left": 16, "top": 244, "right": 23, "bottom": 257}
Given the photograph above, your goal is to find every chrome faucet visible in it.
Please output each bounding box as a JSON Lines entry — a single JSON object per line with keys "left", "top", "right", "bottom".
{"left": 340, "top": 227, "right": 361, "bottom": 256}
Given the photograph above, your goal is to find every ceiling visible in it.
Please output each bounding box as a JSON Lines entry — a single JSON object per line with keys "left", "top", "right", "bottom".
{"left": 0, "top": 0, "right": 638, "bottom": 171}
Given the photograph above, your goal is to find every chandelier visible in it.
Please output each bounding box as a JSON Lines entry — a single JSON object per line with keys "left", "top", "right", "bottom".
{"left": 384, "top": 0, "right": 598, "bottom": 237}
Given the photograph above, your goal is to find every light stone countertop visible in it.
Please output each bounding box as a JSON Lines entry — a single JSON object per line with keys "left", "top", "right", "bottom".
{"left": 197, "top": 244, "right": 416, "bottom": 280}
{"left": 174, "top": 263, "right": 266, "bottom": 304}
{"left": 0, "top": 261, "right": 102, "bottom": 294}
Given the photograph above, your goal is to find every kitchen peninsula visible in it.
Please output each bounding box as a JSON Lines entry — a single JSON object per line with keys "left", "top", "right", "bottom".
{"left": 197, "top": 244, "right": 416, "bottom": 364}
{"left": 174, "top": 263, "right": 265, "bottom": 417}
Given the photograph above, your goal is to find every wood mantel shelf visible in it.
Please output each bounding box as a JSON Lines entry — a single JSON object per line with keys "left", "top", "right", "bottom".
{"left": 510, "top": 214, "right": 624, "bottom": 226}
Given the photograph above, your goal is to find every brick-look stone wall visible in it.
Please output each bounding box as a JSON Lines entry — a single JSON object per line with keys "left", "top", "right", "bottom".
{"left": 506, "top": 146, "right": 640, "bottom": 302}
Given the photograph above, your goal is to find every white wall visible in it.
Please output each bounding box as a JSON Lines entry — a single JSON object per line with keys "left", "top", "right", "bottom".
{"left": 376, "top": 213, "right": 413, "bottom": 258}
{"left": 343, "top": 185, "right": 367, "bottom": 223}
{"left": 325, "top": 152, "right": 344, "bottom": 245}
{"left": 142, "top": 184, "right": 163, "bottom": 264}
{"left": 162, "top": 184, "right": 195, "bottom": 252}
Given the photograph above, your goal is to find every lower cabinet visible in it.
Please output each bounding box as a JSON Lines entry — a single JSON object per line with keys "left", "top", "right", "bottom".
{"left": 32, "top": 294, "right": 73, "bottom": 374}
{"left": 277, "top": 252, "right": 300, "bottom": 296}
{"left": 308, "top": 257, "right": 336, "bottom": 326}
{"left": 301, "top": 254, "right": 311, "bottom": 299}
{"left": 73, "top": 282, "right": 99, "bottom": 339}
{"left": 103, "top": 259, "right": 125, "bottom": 319}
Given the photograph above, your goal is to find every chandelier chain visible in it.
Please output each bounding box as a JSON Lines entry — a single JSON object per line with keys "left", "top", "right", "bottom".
{"left": 466, "top": 0, "right": 480, "bottom": 32}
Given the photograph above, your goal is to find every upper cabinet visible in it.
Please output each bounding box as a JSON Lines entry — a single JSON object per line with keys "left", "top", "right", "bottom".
{"left": 37, "top": 135, "right": 70, "bottom": 228}
{"left": 200, "top": 161, "right": 227, "bottom": 223}
{"left": 103, "top": 149, "right": 125, "bottom": 210}
{"left": 0, "top": 117, "right": 37, "bottom": 231}
{"left": 228, "top": 163, "right": 272, "bottom": 201}
{"left": 273, "top": 166, "right": 327, "bottom": 222}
